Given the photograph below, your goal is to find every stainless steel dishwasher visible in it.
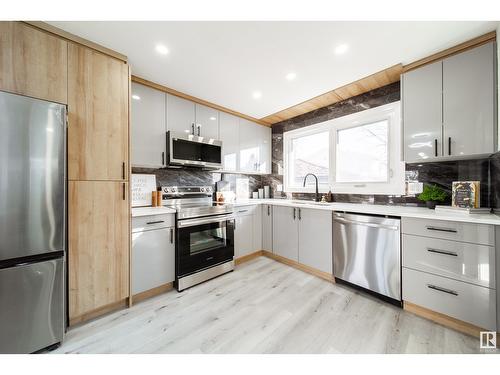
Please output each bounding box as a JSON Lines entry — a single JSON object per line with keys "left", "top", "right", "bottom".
{"left": 333, "top": 212, "right": 401, "bottom": 302}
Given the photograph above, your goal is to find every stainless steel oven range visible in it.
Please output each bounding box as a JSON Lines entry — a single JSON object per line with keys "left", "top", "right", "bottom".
{"left": 162, "top": 186, "right": 235, "bottom": 291}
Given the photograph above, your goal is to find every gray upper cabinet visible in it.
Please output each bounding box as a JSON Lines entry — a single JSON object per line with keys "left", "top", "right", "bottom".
{"left": 272, "top": 205, "right": 299, "bottom": 261}
{"left": 443, "top": 42, "right": 496, "bottom": 158}
{"left": 131, "top": 82, "right": 166, "bottom": 168}
{"left": 402, "top": 61, "right": 443, "bottom": 162}
{"left": 195, "top": 104, "right": 219, "bottom": 139}
{"left": 402, "top": 41, "right": 497, "bottom": 163}
{"left": 219, "top": 112, "right": 239, "bottom": 171}
{"left": 297, "top": 208, "right": 332, "bottom": 274}
{"left": 166, "top": 94, "right": 196, "bottom": 135}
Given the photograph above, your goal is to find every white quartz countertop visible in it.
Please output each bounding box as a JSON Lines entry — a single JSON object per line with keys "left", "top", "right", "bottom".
{"left": 131, "top": 206, "right": 176, "bottom": 217}
{"left": 231, "top": 199, "right": 500, "bottom": 225}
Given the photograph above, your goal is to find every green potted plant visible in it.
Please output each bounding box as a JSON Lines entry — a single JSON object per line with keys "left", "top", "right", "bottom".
{"left": 418, "top": 184, "right": 448, "bottom": 209}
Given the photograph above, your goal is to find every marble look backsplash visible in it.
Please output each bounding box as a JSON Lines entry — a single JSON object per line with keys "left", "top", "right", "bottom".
{"left": 131, "top": 167, "right": 263, "bottom": 199}
{"left": 266, "top": 81, "right": 498, "bottom": 208}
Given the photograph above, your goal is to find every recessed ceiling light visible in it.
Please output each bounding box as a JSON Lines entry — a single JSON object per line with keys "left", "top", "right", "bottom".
{"left": 132, "top": 94, "right": 141, "bottom": 100}
{"left": 209, "top": 116, "right": 217, "bottom": 121}
{"left": 252, "top": 91, "right": 262, "bottom": 99}
{"left": 285, "top": 72, "right": 297, "bottom": 81}
{"left": 155, "top": 44, "right": 169, "bottom": 55}
{"left": 334, "top": 43, "right": 349, "bottom": 55}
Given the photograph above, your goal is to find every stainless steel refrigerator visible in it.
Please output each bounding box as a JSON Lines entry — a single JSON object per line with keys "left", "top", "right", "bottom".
{"left": 0, "top": 91, "right": 66, "bottom": 353}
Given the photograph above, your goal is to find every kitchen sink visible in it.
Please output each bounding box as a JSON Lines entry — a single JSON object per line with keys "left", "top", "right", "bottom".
{"left": 290, "top": 200, "right": 333, "bottom": 206}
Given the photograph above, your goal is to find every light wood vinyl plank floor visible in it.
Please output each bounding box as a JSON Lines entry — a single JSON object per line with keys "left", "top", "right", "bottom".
{"left": 54, "top": 257, "right": 496, "bottom": 354}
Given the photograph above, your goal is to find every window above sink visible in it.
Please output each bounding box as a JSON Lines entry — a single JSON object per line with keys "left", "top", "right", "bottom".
{"left": 283, "top": 102, "right": 405, "bottom": 195}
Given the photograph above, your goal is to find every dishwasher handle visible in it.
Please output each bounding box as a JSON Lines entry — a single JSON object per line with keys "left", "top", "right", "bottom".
{"left": 333, "top": 217, "right": 399, "bottom": 231}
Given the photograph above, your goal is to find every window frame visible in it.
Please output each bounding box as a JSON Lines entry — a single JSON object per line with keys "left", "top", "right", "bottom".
{"left": 283, "top": 122, "right": 331, "bottom": 194}
{"left": 283, "top": 101, "right": 404, "bottom": 195}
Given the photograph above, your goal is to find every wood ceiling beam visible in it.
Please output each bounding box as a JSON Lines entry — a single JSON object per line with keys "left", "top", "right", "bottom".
{"left": 260, "top": 64, "right": 403, "bottom": 125}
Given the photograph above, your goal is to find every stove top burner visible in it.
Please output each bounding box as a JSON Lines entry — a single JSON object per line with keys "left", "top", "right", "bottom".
{"left": 161, "top": 185, "right": 233, "bottom": 220}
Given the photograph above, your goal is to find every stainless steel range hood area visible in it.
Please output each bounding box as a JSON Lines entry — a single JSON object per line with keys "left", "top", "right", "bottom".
{"left": 166, "top": 130, "right": 223, "bottom": 169}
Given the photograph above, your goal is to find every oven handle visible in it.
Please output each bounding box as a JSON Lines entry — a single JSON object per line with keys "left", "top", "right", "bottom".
{"left": 177, "top": 214, "right": 236, "bottom": 228}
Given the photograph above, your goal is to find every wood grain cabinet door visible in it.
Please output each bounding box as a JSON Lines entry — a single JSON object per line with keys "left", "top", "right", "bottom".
{"left": 68, "top": 180, "right": 129, "bottom": 322}
{"left": 68, "top": 44, "right": 129, "bottom": 181}
{"left": 0, "top": 22, "right": 68, "bottom": 104}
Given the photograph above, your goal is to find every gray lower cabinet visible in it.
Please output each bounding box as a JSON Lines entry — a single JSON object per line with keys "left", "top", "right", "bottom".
{"left": 262, "top": 204, "right": 273, "bottom": 252}
{"left": 131, "top": 82, "right": 167, "bottom": 168}
{"left": 443, "top": 42, "right": 496, "bottom": 158}
{"left": 132, "top": 215, "right": 175, "bottom": 295}
{"left": 272, "top": 206, "right": 332, "bottom": 275}
{"left": 401, "top": 217, "right": 497, "bottom": 330}
{"left": 298, "top": 208, "right": 332, "bottom": 274}
{"left": 272, "top": 205, "right": 299, "bottom": 261}
{"left": 234, "top": 207, "right": 255, "bottom": 258}
{"left": 403, "top": 268, "right": 497, "bottom": 331}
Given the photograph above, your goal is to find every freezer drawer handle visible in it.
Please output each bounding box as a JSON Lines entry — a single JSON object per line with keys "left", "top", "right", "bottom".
{"left": 146, "top": 220, "right": 165, "bottom": 225}
{"left": 333, "top": 217, "right": 399, "bottom": 231}
{"left": 427, "top": 284, "right": 458, "bottom": 296}
{"left": 426, "top": 226, "right": 457, "bottom": 233}
{"left": 427, "top": 248, "right": 458, "bottom": 257}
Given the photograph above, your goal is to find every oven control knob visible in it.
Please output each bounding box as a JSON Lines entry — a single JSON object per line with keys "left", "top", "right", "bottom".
{"left": 200, "top": 187, "right": 205, "bottom": 192}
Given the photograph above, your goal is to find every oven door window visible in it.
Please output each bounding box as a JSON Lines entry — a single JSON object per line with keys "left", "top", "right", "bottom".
{"left": 190, "top": 226, "right": 226, "bottom": 255}
{"left": 177, "top": 220, "right": 234, "bottom": 277}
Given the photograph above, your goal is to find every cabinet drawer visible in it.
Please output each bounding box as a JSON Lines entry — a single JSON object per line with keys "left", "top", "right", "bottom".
{"left": 234, "top": 205, "right": 258, "bottom": 216}
{"left": 402, "top": 234, "right": 496, "bottom": 288}
{"left": 402, "top": 217, "right": 494, "bottom": 246}
{"left": 402, "top": 268, "right": 496, "bottom": 331}
{"left": 132, "top": 214, "right": 175, "bottom": 232}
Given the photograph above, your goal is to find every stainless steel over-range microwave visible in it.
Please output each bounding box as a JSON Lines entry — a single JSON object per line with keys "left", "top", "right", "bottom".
{"left": 166, "top": 131, "right": 222, "bottom": 169}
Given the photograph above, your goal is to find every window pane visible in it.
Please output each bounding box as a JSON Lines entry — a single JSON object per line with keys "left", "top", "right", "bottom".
{"left": 289, "top": 131, "right": 329, "bottom": 187}
{"left": 336, "top": 120, "right": 388, "bottom": 183}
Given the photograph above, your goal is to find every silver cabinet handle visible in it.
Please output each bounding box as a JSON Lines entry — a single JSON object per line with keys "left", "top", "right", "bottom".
{"left": 191, "top": 123, "right": 195, "bottom": 135}
{"left": 298, "top": 208, "right": 302, "bottom": 220}
{"left": 122, "top": 183, "right": 126, "bottom": 201}
{"left": 293, "top": 207, "right": 296, "bottom": 220}
{"left": 267, "top": 205, "right": 270, "bottom": 216}
{"left": 197, "top": 124, "right": 201, "bottom": 136}
{"left": 122, "top": 162, "right": 126, "bottom": 180}
{"left": 162, "top": 151, "right": 165, "bottom": 165}
{"left": 146, "top": 220, "right": 165, "bottom": 225}
{"left": 427, "top": 248, "right": 458, "bottom": 257}
{"left": 426, "top": 226, "right": 457, "bottom": 233}
{"left": 238, "top": 209, "right": 248, "bottom": 213}
{"left": 170, "top": 228, "right": 174, "bottom": 244}
{"left": 427, "top": 284, "right": 458, "bottom": 296}
{"left": 333, "top": 217, "right": 399, "bottom": 231}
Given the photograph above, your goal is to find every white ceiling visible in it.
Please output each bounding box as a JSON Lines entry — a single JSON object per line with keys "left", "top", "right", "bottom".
{"left": 49, "top": 21, "right": 497, "bottom": 119}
